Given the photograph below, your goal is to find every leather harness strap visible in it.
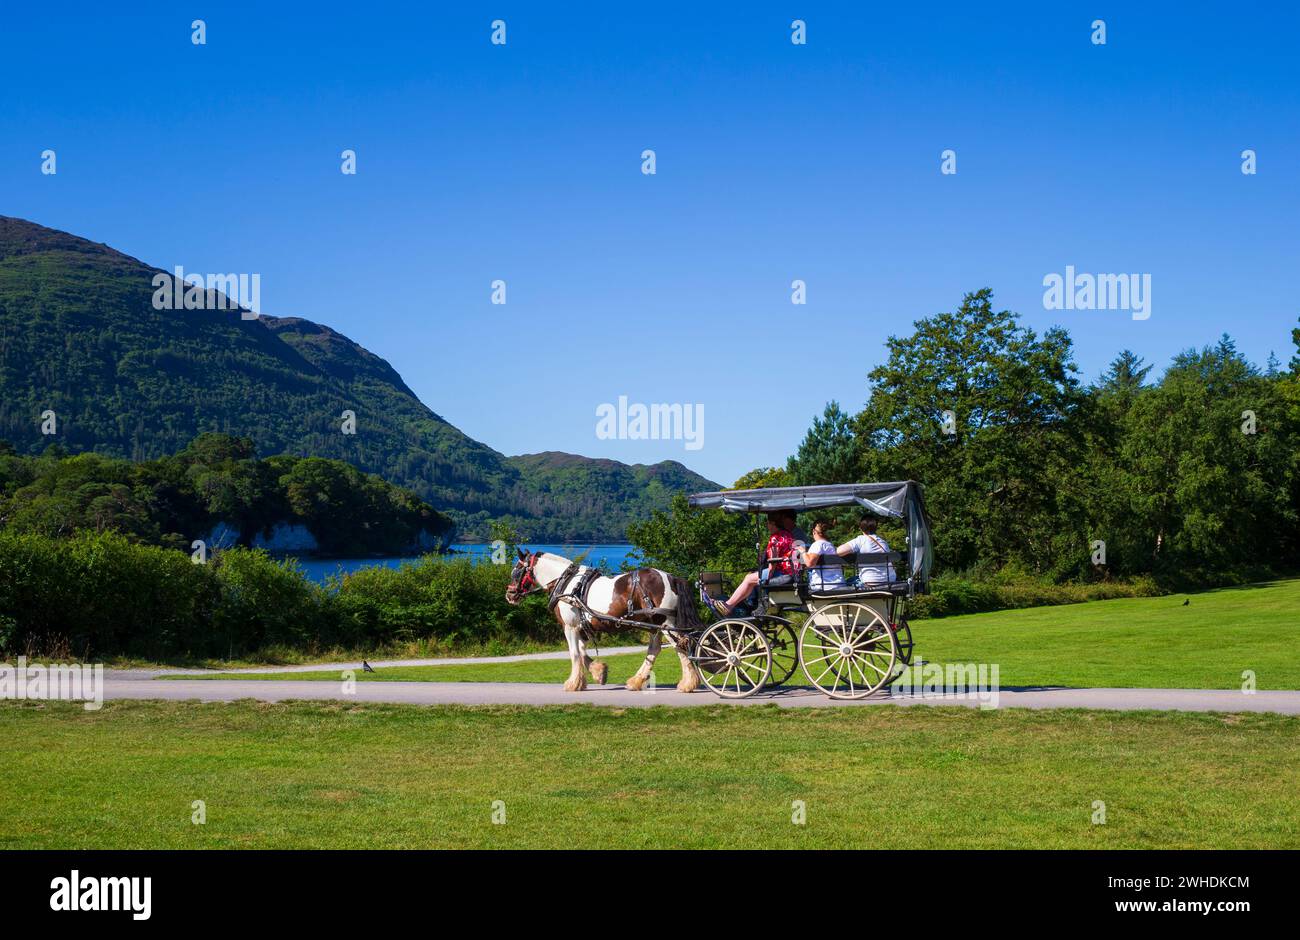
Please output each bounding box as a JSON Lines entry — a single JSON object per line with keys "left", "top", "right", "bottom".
{"left": 549, "top": 564, "right": 600, "bottom": 613}
{"left": 626, "top": 570, "right": 643, "bottom": 616}
{"left": 547, "top": 563, "right": 579, "bottom": 610}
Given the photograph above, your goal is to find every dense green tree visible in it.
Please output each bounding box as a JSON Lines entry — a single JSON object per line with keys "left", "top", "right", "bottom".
{"left": 851, "top": 288, "right": 1093, "bottom": 577}
{"left": 730, "top": 466, "right": 791, "bottom": 489}
{"left": 1097, "top": 351, "right": 1152, "bottom": 405}
{"left": 1104, "top": 338, "right": 1297, "bottom": 580}
{"left": 626, "top": 494, "right": 754, "bottom": 578}
{"left": 631, "top": 293, "right": 1300, "bottom": 589}
{"left": 786, "top": 401, "right": 858, "bottom": 486}
{"left": 0, "top": 435, "right": 453, "bottom": 555}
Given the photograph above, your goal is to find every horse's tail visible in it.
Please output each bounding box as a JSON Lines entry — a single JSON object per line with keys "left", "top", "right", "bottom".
{"left": 667, "top": 573, "right": 703, "bottom": 651}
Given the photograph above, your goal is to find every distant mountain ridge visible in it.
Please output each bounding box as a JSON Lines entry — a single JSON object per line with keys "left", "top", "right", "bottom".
{"left": 0, "top": 216, "right": 717, "bottom": 541}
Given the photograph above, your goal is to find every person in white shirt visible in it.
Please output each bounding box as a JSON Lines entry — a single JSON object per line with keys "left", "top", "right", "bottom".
{"left": 837, "top": 515, "right": 896, "bottom": 586}
{"left": 802, "top": 520, "right": 844, "bottom": 590}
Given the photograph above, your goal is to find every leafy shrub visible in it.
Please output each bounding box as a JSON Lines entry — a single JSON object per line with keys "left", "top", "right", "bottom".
{"left": 0, "top": 614, "right": 17, "bottom": 652}
{"left": 0, "top": 530, "right": 220, "bottom": 658}
{"left": 909, "top": 574, "right": 1162, "bottom": 619}
{"left": 211, "top": 549, "right": 332, "bottom": 654}
{"left": 0, "top": 532, "right": 553, "bottom": 659}
{"left": 332, "top": 557, "right": 554, "bottom": 647}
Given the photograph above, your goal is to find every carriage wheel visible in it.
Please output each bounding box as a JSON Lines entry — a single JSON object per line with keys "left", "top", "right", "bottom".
{"left": 758, "top": 616, "right": 799, "bottom": 688}
{"left": 799, "top": 602, "right": 897, "bottom": 699}
{"left": 693, "top": 620, "right": 772, "bottom": 698}
{"left": 894, "top": 618, "right": 914, "bottom": 666}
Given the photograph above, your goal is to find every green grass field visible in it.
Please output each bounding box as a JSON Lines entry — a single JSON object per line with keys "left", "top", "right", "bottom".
{"left": 3, "top": 700, "right": 1297, "bottom": 849}
{"left": 185, "top": 579, "right": 1300, "bottom": 690}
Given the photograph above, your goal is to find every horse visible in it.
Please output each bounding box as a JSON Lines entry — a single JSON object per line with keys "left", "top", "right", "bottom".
{"left": 504, "top": 550, "right": 703, "bottom": 693}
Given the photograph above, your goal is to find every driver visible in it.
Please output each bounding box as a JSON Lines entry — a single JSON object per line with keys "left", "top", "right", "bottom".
{"left": 700, "top": 513, "right": 794, "bottom": 617}
{"left": 777, "top": 510, "right": 809, "bottom": 547}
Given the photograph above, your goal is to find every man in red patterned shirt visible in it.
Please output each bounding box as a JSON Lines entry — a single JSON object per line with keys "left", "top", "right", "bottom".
{"left": 701, "top": 514, "right": 796, "bottom": 616}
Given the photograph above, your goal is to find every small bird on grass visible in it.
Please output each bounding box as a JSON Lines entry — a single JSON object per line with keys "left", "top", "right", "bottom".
{"left": 362, "top": 660, "right": 376, "bottom": 673}
{"left": 1182, "top": 599, "right": 1190, "bottom": 606}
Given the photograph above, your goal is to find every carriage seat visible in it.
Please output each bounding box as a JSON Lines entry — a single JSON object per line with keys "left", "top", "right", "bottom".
{"left": 803, "top": 580, "right": 912, "bottom": 599}
{"left": 699, "top": 571, "right": 729, "bottom": 599}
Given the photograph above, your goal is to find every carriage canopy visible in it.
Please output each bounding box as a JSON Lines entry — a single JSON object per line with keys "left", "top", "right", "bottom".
{"left": 687, "top": 481, "right": 933, "bottom": 587}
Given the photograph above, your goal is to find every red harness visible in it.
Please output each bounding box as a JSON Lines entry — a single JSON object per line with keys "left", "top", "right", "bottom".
{"left": 511, "top": 552, "right": 544, "bottom": 598}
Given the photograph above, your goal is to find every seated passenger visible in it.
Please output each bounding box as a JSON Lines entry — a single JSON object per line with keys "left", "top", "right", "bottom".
{"left": 803, "top": 520, "right": 844, "bottom": 590}
{"left": 777, "top": 510, "right": 809, "bottom": 547}
{"left": 837, "top": 515, "right": 896, "bottom": 586}
{"left": 700, "top": 515, "right": 794, "bottom": 616}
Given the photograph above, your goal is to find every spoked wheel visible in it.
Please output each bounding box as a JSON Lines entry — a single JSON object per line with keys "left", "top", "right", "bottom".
{"left": 757, "top": 616, "right": 799, "bottom": 687}
{"left": 894, "top": 618, "right": 914, "bottom": 666}
{"left": 799, "top": 602, "right": 898, "bottom": 699}
{"left": 693, "top": 619, "right": 772, "bottom": 698}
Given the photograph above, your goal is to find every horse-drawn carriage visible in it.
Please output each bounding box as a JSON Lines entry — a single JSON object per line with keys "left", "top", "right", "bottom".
{"left": 506, "top": 481, "right": 931, "bottom": 700}
{"left": 686, "top": 481, "right": 933, "bottom": 699}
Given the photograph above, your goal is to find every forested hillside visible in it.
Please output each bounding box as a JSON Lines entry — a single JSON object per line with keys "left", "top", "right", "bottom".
{"left": 0, "top": 217, "right": 716, "bottom": 541}
{"left": 497, "top": 452, "right": 717, "bottom": 542}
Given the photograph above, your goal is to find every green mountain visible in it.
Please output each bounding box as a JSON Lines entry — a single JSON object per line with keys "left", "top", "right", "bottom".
{"left": 0, "top": 216, "right": 717, "bottom": 541}
{"left": 500, "top": 451, "right": 719, "bottom": 543}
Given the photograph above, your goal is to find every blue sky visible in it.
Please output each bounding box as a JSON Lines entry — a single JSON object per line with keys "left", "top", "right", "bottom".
{"left": 3, "top": 1, "right": 1297, "bottom": 485}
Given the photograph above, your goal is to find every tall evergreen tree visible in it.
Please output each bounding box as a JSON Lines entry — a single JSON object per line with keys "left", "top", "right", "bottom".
{"left": 787, "top": 401, "right": 858, "bottom": 486}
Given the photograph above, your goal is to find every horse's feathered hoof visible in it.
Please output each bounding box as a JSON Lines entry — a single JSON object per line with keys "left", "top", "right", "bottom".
{"left": 563, "top": 676, "right": 587, "bottom": 692}
{"left": 625, "top": 674, "right": 647, "bottom": 692}
{"left": 589, "top": 661, "right": 609, "bottom": 685}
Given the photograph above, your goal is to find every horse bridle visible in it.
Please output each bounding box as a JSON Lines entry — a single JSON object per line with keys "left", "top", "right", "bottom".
{"left": 509, "top": 552, "right": 544, "bottom": 600}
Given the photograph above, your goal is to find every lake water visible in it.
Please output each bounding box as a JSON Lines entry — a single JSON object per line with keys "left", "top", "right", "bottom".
{"left": 294, "top": 543, "right": 638, "bottom": 584}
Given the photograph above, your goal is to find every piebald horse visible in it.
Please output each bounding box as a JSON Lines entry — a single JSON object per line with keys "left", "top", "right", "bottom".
{"left": 505, "top": 550, "right": 703, "bottom": 693}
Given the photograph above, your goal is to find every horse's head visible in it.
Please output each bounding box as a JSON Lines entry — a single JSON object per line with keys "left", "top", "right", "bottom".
{"left": 505, "top": 549, "right": 542, "bottom": 605}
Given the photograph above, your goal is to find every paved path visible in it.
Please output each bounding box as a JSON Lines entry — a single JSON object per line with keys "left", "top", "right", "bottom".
{"left": 98, "top": 675, "right": 1300, "bottom": 714}
{"left": 114, "top": 646, "right": 648, "bottom": 680}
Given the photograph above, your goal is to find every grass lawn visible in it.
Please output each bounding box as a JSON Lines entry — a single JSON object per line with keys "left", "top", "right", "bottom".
{"left": 915, "top": 578, "right": 1299, "bottom": 690}
{"left": 183, "top": 579, "right": 1300, "bottom": 690}
{"left": 3, "top": 700, "right": 1297, "bottom": 849}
